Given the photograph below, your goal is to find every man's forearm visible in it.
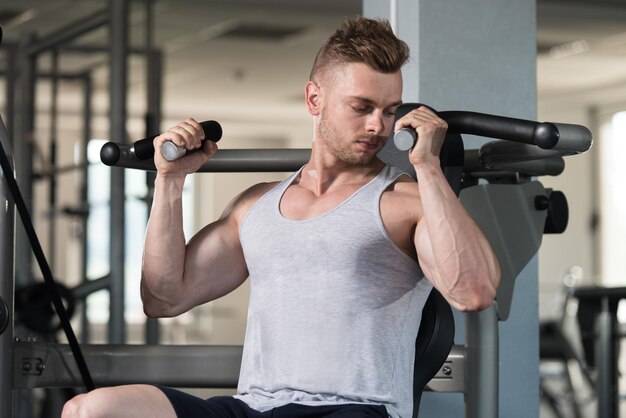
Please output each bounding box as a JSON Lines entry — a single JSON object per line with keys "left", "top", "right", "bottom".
{"left": 414, "top": 162, "right": 500, "bottom": 311}
{"left": 141, "top": 175, "right": 188, "bottom": 314}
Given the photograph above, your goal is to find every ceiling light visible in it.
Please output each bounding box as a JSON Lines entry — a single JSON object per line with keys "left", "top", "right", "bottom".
{"left": 549, "top": 39, "right": 590, "bottom": 59}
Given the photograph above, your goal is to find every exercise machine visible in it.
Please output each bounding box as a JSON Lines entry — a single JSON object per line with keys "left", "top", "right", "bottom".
{"left": 2, "top": 101, "right": 593, "bottom": 417}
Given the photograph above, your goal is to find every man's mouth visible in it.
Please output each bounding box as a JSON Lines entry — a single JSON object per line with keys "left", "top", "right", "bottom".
{"left": 356, "top": 138, "right": 383, "bottom": 150}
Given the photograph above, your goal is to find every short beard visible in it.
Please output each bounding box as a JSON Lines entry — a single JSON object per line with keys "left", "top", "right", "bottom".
{"left": 319, "top": 113, "right": 381, "bottom": 167}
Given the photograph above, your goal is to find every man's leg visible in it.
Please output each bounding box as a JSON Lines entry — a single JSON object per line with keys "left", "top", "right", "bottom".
{"left": 62, "top": 384, "right": 177, "bottom": 418}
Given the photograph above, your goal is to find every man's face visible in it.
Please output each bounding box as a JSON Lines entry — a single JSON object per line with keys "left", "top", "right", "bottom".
{"left": 316, "top": 62, "right": 403, "bottom": 166}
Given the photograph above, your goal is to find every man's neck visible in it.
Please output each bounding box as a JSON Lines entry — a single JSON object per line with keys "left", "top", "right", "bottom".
{"left": 298, "top": 150, "right": 385, "bottom": 196}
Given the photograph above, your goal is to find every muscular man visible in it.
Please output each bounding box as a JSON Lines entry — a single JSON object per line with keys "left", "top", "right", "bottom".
{"left": 63, "top": 16, "right": 499, "bottom": 418}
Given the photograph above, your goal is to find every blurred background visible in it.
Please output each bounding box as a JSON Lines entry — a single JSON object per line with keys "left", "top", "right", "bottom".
{"left": 0, "top": 0, "right": 625, "bottom": 417}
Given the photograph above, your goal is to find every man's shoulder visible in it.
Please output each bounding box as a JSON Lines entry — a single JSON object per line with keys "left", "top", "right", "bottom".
{"left": 386, "top": 171, "right": 419, "bottom": 196}
{"left": 228, "top": 181, "right": 281, "bottom": 221}
{"left": 243, "top": 181, "right": 281, "bottom": 199}
{"left": 380, "top": 171, "right": 422, "bottom": 220}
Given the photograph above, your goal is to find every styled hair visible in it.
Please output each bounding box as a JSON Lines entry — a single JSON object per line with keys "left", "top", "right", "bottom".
{"left": 309, "top": 16, "right": 410, "bottom": 82}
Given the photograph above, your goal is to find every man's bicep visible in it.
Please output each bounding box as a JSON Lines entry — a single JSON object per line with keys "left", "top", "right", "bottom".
{"left": 182, "top": 216, "right": 249, "bottom": 306}
{"left": 178, "top": 181, "right": 274, "bottom": 308}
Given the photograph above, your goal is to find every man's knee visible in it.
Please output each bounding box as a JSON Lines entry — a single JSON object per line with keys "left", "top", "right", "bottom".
{"left": 61, "top": 385, "right": 175, "bottom": 418}
{"left": 62, "top": 393, "right": 96, "bottom": 418}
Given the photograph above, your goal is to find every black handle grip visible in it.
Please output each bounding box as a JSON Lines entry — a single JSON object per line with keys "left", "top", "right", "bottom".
{"left": 441, "top": 111, "right": 560, "bottom": 149}
{"left": 100, "top": 120, "right": 222, "bottom": 166}
{"left": 100, "top": 142, "right": 121, "bottom": 166}
{"left": 392, "top": 104, "right": 592, "bottom": 154}
{"left": 133, "top": 120, "right": 222, "bottom": 160}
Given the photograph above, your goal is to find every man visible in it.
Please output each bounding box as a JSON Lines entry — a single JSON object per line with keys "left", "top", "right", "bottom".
{"left": 63, "top": 16, "right": 499, "bottom": 418}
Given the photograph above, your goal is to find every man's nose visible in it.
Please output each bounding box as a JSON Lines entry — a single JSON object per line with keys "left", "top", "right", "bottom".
{"left": 365, "top": 111, "right": 385, "bottom": 136}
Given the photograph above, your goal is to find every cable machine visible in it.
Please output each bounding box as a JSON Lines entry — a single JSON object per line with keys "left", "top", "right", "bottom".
{"left": 2, "top": 101, "right": 593, "bottom": 418}
{"left": 0, "top": 0, "right": 163, "bottom": 415}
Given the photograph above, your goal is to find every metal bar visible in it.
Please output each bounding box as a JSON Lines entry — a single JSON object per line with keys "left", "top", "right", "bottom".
{"left": 48, "top": 44, "right": 149, "bottom": 55}
{"left": 14, "top": 35, "right": 37, "bottom": 290}
{"left": 32, "top": 163, "right": 90, "bottom": 179}
{"left": 26, "top": 10, "right": 109, "bottom": 57}
{"left": 106, "top": 144, "right": 563, "bottom": 177}
{"left": 465, "top": 305, "right": 499, "bottom": 418}
{"left": 81, "top": 74, "right": 93, "bottom": 343}
{"left": 73, "top": 276, "right": 111, "bottom": 301}
{"left": 0, "top": 70, "right": 88, "bottom": 80}
{"left": 49, "top": 48, "right": 59, "bottom": 270}
{"left": 0, "top": 115, "right": 16, "bottom": 418}
{"left": 14, "top": 342, "right": 243, "bottom": 389}
{"left": 463, "top": 148, "right": 565, "bottom": 178}
{"left": 12, "top": 33, "right": 38, "bottom": 418}
{"left": 144, "top": 0, "right": 161, "bottom": 344}
{"left": 4, "top": 44, "right": 18, "bottom": 146}
{"left": 108, "top": 0, "right": 129, "bottom": 344}
{"left": 587, "top": 106, "right": 601, "bottom": 280}
{"left": 102, "top": 144, "right": 311, "bottom": 173}
{"left": 596, "top": 297, "right": 618, "bottom": 418}
{"left": 2, "top": 41, "right": 147, "bottom": 55}
{"left": 12, "top": 340, "right": 471, "bottom": 393}
{"left": 186, "top": 148, "right": 310, "bottom": 172}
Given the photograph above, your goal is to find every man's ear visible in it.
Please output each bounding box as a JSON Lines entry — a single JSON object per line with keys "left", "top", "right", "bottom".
{"left": 305, "top": 81, "right": 321, "bottom": 116}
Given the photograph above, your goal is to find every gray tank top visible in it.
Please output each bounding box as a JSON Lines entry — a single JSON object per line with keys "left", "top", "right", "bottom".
{"left": 235, "top": 164, "right": 432, "bottom": 418}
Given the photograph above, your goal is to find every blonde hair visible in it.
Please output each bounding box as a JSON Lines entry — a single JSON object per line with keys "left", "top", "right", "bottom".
{"left": 310, "top": 16, "right": 410, "bottom": 82}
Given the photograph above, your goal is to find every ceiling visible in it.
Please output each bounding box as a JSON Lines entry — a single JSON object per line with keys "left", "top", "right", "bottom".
{"left": 1, "top": 0, "right": 626, "bottom": 138}
{"left": 537, "top": 0, "right": 626, "bottom": 97}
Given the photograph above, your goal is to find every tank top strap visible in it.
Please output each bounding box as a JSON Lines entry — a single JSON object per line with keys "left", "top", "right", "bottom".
{"left": 376, "top": 164, "right": 411, "bottom": 189}
{"left": 346, "top": 164, "right": 411, "bottom": 213}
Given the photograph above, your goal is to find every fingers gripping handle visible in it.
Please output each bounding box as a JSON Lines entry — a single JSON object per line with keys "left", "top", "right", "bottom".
{"left": 392, "top": 105, "right": 592, "bottom": 155}
{"left": 155, "top": 120, "right": 222, "bottom": 161}
{"left": 161, "top": 141, "right": 190, "bottom": 161}
{"left": 159, "top": 119, "right": 222, "bottom": 160}
{"left": 394, "top": 128, "right": 417, "bottom": 151}
{"left": 101, "top": 120, "right": 222, "bottom": 166}
{"left": 393, "top": 114, "right": 560, "bottom": 151}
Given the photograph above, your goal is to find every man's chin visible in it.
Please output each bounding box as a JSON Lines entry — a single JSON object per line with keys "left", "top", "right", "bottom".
{"left": 341, "top": 152, "right": 378, "bottom": 167}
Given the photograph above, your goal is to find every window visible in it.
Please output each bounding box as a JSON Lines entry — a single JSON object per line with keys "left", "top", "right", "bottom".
{"left": 85, "top": 140, "right": 194, "bottom": 326}
{"left": 600, "top": 112, "right": 626, "bottom": 287}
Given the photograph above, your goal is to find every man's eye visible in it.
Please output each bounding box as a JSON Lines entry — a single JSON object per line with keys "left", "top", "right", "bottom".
{"left": 384, "top": 111, "right": 397, "bottom": 116}
{"left": 353, "top": 107, "right": 368, "bottom": 113}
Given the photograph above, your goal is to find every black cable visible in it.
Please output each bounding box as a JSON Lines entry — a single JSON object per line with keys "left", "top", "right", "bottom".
{"left": 0, "top": 140, "right": 95, "bottom": 391}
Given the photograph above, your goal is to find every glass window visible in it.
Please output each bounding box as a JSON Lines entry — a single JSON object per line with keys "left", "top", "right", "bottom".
{"left": 85, "top": 139, "right": 194, "bottom": 326}
{"left": 600, "top": 112, "right": 626, "bottom": 286}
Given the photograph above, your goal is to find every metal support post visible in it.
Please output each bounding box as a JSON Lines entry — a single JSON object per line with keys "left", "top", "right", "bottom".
{"left": 0, "top": 117, "right": 15, "bottom": 418}
{"left": 108, "top": 0, "right": 129, "bottom": 344}
{"left": 49, "top": 48, "right": 59, "bottom": 269}
{"left": 14, "top": 36, "right": 37, "bottom": 289}
{"left": 80, "top": 74, "right": 93, "bottom": 343}
{"left": 465, "top": 304, "right": 499, "bottom": 418}
{"left": 12, "top": 32, "right": 39, "bottom": 418}
{"left": 143, "top": 52, "right": 163, "bottom": 344}
{"left": 144, "top": 0, "right": 161, "bottom": 344}
{"left": 4, "top": 43, "right": 18, "bottom": 146}
{"left": 596, "top": 296, "right": 618, "bottom": 418}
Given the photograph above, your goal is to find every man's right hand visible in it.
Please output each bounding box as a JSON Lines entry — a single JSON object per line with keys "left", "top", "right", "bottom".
{"left": 153, "top": 118, "right": 218, "bottom": 178}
